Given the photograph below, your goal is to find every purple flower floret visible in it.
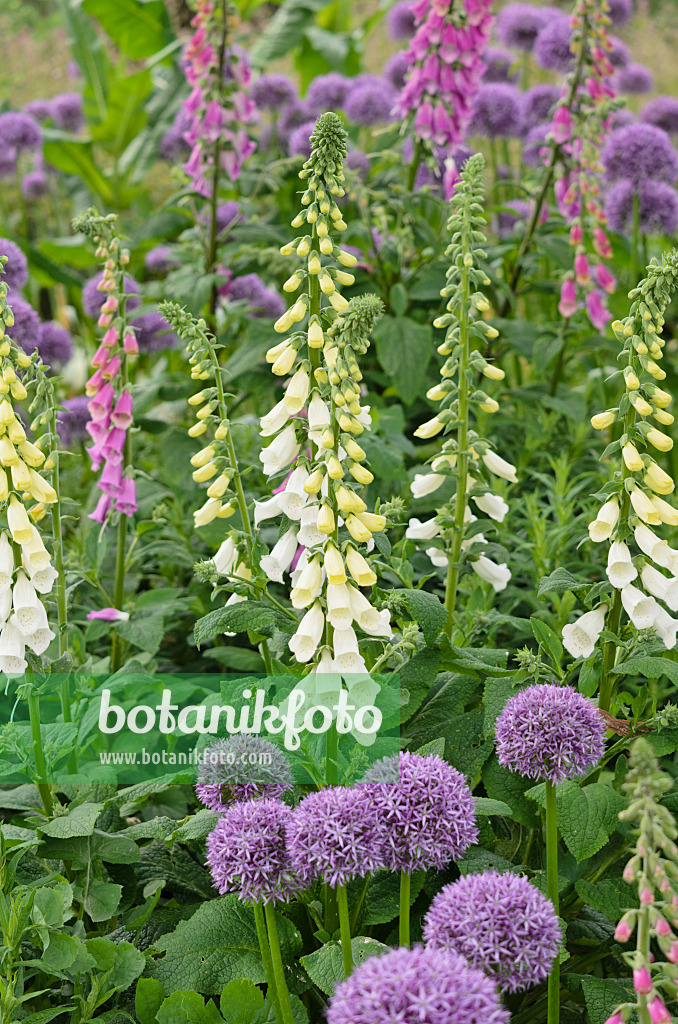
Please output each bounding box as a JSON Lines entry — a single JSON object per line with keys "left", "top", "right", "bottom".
{"left": 288, "top": 120, "right": 317, "bottom": 158}
{"left": 607, "top": 0, "right": 633, "bottom": 26}
{"left": 250, "top": 73, "right": 297, "bottom": 110}
{"left": 228, "top": 274, "right": 285, "bottom": 319}
{"left": 58, "top": 395, "right": 90, "bottom": 446}
{"left": 8, "top": 296, "right": 41, "bottom": 354}
{"left": 286, "top": 785, "right": 384, "bottom": 887}
{"left": 22, "top": 171, "right": 48, "bottom": 200}
{"left": 0, "top": 238, "right": 29, "bottom": 291}
{"left": 206, "top": 797, "right": 302, "bottom": 904}
{"left": 384, "top": 50, "right": 411, "bottom": 92}
{"left": 483, "top": 47, "right": 519, "bottom": 84}
{"left": 278, "top": 100, "right": 315, "bottom": 136}
{"left": 0, "top": 111, "right": 42, "bottom": 152}
{"left": 605, "top": 179, "right": 678, "bottom": 237}
{"left": 602, "top": 123, "right": 678, "bottom": 186}
{"left": 326, "top": 946, "right": 510, "bottom": 1024}
{"left": 358, "top": 751, "right": 478, "bottom": 873}
{"left": 82, "top": 271, "right": 141, "bottom": 319}
{"left": 534, "top": 16, "right": 574, "bottom": 72}
{"left": 306, "top": 73, "right": 352, "bottom": 113}
{"left": 38, "top": 322, "right": 74, "bottom": 368}
{"left": 470, "top": 84, "right": 523, "bottom": 139}
{"left": 618, "top": 64, "right": 653, "bottom": 94}
{"left": 522, "top": 84, "right": 560, "bottom": 133}
{"left": 607, "top": 37, "right": 630, "bottom": 69}
{"left": 495, "top": 683, "right": 605, "bottom": 784}
{"left": 345, "top": 80, "right": 395, "bottom": 126}
{"left": 195, "top": 735, "right": 294, "bottom": 813}
{"left": 24, "top": 100, "right": 51, "bottom": 122}
{"left": 130, "top": 311, "right": 178, "bottom": 353}
{"left": 423, "top": 870, "right": 562, "bottom": 993}
{"left": 641, "top": 96, "right": 678, "bottom": 136}
{"left": 50, "top": 92, "right": 84, "bottom": 133}
{"left": 387, "top": 0, "right": 417, "bottom": 40}
{"left": 496, "top": 3, "right": 551, "bottom": 52}
{"left": 144, "top": 245, "right": 180, "bottom": 275}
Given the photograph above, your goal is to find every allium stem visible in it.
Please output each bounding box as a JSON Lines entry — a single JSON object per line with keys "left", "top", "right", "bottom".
{"left": 399, "top": 870, "right": 411, "bottom": 948}
{"left": 27, "top": 672, "right": 53, "bottom": 817}
{"left": 336, "top": 884, "right": 353, "bottom": 977}
{"left": 631, "top": 190, "right": 640, "bottom": 287}
{"left": 406, "top": 137, "right": 423, "bottom": 193}
{"left": 253, "top": 901, "right": 284, "bottom": 1024}
{"left": 263, "top": 902, "right": 296, "bottom": 1024}
{"left": 545, "top": 780, "right": 560, "bottom": 1024}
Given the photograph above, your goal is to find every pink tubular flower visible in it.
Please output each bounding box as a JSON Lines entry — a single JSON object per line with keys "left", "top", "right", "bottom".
{"left": 559, "top": 278, "right": 577, "bottom": 318}
{"left": 87, "top": 382, "right": 115, "bottom": 422}
{"left": 602, "top": 1014, "right": 624, "bottom": 1024}
{"left": 648, "top": 997, "right": 671, "bottom": 1024}
{"left": 89, "top": 492, "right": 112, "bottom": 524}
{"left": 596, "top": 263, "right": 616, "bottom": 293}
{"left": 85, "top": 368, "right": 104, "bottom": 397}
{"left": 101, "top": 353, "right": 122, "bottom": 380}
{"left": 641, "top": 886, "right": 655, "bottom": 906}
{"left": 87, "top": 607, "right": 130, "bottom": 622}
{"left": 655, "top": 917, "right": 671, "bottom": 938}
{"left": 123, "top": 331, "right": 139, "bottom": 354}
{"left": 586, "top": 289, "right": 611, "bottom": 330}
{"left": 99, "top": 459, "right": 122, "bottom": 496}
{"left": 614, "top": 918, "right": 632, "bottom": 943}
{"left": 668, "top": 942, "right": 678, "bottom": 963}
{"left": 552, "top": 106, "right": 572, "bottom": 143}
{"left": 111, "top": 391, "right": 133, "bottom": 429}
{"left": 633, "top": 966, "right": 653, "bottom": 994}
{"left": 102, "top": 427, "right": 127, "bottom": 466}
{"left": 574, "top": 252, "right": 590, "bottom": 283}
{"left": 115, "top": 477, "right": 138, "bottom": 517}
{"left": 102, "top": 326, "right": 118, "bottom": 347}
{"left": 593, "top": 226, "right": 613, "bottom": 259}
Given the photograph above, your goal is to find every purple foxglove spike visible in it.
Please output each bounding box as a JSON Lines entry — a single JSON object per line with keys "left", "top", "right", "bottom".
{"left": 89, "top": 492, "right": 112, "bottom": 524}
{"left": 114, "top": 477, "right": 138, "bottom": 517}
{"left": 99, "top": 459, "right": 123, "bottom": 496}
{"left": 111, "top": 391, "right": 133, "bottom": 429}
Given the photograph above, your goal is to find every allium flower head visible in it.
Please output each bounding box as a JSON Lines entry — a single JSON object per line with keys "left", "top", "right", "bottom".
{"left": 199, "top": 200, "right": 242, "bottom": 235}
{"left": 228, "top": 274, "right": 285, "bottom": 319}
{"left": 603, "top": 123, "right": 678, "bottom": 186}
{"left": 534, "top": 16, "right": 574, "bottom": 72}
{"left": 279, "top": 100, "right": 316, "bottom": 136}
{"left": 8, "top": 297, "right": 41, "bottom": 354}
{"left": 57, "top": 395, "right": 90, "bottom": 446}
{"left": 160, "top": 109, "right": 191, "bottom": 160}
{"left": 0, "top": 239, "right": 29, "bottom": 292}
{"left": 50, "top": 92, "right": 84, "bottom": 133}
{"left": 496, "top": 3, "right": 551, "bottom": 52}
{"left": 470, "top": 83, "right": 523, "bottom": 138}
{"left": 82, "top": 271, "right": 141, "bottom": 319}
{"left": 358, "top": 750, "right": 478, "bottom": 873}
{"left": 286, "top": 785, "right": 384, "bottom": 887}
{"left": 384, "top": 50, "right": 411, "bottom": 91}
{"left": 605, "top": 179, "right": 678, "bottom": 237}
{"left": 326, "top": 945, "right": 510, "bottom": 1024}
{"left": 24, "top": 100, "right": 51, "bottom": 122}
{"left": 387, "top": 0, "right": 416, "bottom": 40}
{"left": 495, "top": 683, "right": 606, "bottom": 784}
{"left": 205, "top": 797, "right": 301, "bottom": 904}
{"left": 522, "top": 84, "right": 560, "bottom": 133}
{"left": 346, "top": 150, "right": 370, "bottom": 179}
{"left": 38, "top": 322, "right": 74, "bottom": 368}
{"left": 618, "top": 63, "right": 653, "bottom": 94}
{"left": 306, "top": 73, "right": 352, "bottom": 113}
{"left": 0, "top": 148, "right": 16, "bottom": 179}
{"left": 423, "top": 870, "right": 562, "bottom": 993}
{"left": 641, "top": 96, "right": 678, "bottom": 136}
{"left": 288, "top": 120, "right": 317, "bottom": 157}
{"left": 0, "top": 111, "right": 42, "bottom": 152}
{"left": 607, "top": 0, "right": 632, "bottom": 26}
{"left": 144, "top": 245, "right": 180, "bottom": 275}
{"left": 130, "top": 311, "right": 178, "bottom": 353}
{"left": 483, "top": 47, "right": 518, "bottom": 84}
{"left": 195, "top": 734, "right": 294, "bottom": 812}
{"left": 344, "top": 80, "right": 394, "bottom": 126}
{"left": 608, "top": 37, "right": 630, "bottom": 69}
{"left": 250, "top": 73, "right": 297, "bottom": 110}
{"left": 22, "top": 171, "right": 47, "bottom": 200}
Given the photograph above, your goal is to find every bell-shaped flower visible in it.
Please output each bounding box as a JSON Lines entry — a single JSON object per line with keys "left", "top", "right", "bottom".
{"left": 290, "top": 556, "right": 323, "bottom": 609}
{"left": 346, "top": 547, "right": 376, "bottom": 587}
{"left": 406, "top": 517, "right": 440, "bottom": 541}
{"left": 654, "top": 607, "right": 678, "bottom": 649}
{"left": 471, "top": 555, "right": 511, "bottom": 592}
{"left": 651, "top": 495, "right": 678, "bottom": 526}
{"left": 621, "top": 584, "right": 660, "bottom": 629}
{"left": 0, "top": 532, "right": 14, "bottom": 590}
{"left": 308, "top": 393, "right": 331, "bottom": 433}
{"left": 588, "top": 497, "right": 619, "bottom": 542}
{"left": 324, "top": 543, "right": 347, "bottom": 586}
{"left": 472, "top": 492, "right": 508, "bottom": 522}
{"left": 29, "top": 565, "right": 58, "bottom": 595}
{"left": 482, "top": 449, "right": 518, "bottom": 483}
{"left": 194, "top": 497, "right": 222, "bottom": 527}
{"left": 213, "top": 537, "right": 237, "bottom": 576}
{"left": 562, "top": 605, "right": 607, "bottom": 659}
{"left": 21, "top": 527, "right": 51, "bottom": 573}
{"left": 260, "top": 528, "right": 298, "bottom": 584}
{"left": 326, "top": 582, "right": 354, "bottom": 631}
{"left": 410, "top": 472, "right": 445, "bottom": 498}
{"left": 25, "top": 625, "right": 56, "bottom": 656}
{"left": 309, "top": 647, "right": 342, "bottom": 704}
{"left": 332, "top": 625, "right": 364, "bottom": 673}
{"left": 277, "top": 465, "right": 310, "bottom": 520}
{"left": 630, "top": 486, "right": 661, "bottom": 525}
{"left": 606, "top": 541, "right": 638, "bottom": 588}
{"left": 259, "top": 399, "right": 291, "bottom": 437}
{"left": 8, "top": 497, "right": 32, "bottom": 545}
{"left": 641, "top": 564, "right": 678, "bottom": 612}
{"left": 0, "top": 621, "right": 26, "bottom": 676}
{"left": 427, "top": 546, "right": 449, "bottom": 568}
{"left": 288, "top": 602, "right": 324, "bottom": 663}
{"left": 644, "top": 461, "right": 674, "bottom": 495}
{"left": 254, "top": 495, "right": 283, "bottom": 526}
{"left": 297, "top": 503, "right": 325, "bottom": 548}
{"left": 11, "top": 571, "right": 45, "bottom": 636}
{"left": 259, "top": 424, "right": 300, "bottom": 477}
{"left": 635, "top": 524, "right": 677, "bottom": 571}
{"left": 283, "top": 366, "right": 310, "bottom": 414}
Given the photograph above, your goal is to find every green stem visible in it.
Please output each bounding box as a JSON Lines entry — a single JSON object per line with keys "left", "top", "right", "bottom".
{"left": 253, "top": 902, "right": 283, "bottom": 1024}
{"left": 399, "top": 870, "right": 411, "bottom": 948}
{"left": 335, "top": 884, "right": 353, "bottom": 977}
{"left": 109, "top": 506, "right": 128, "bottom": 674}
{"left": 637, "top": 884, "right": 652, "bottom": 1024}
{"left": 631, "top": 190, "right": 640, "bottom": 288}
{"left": 325, "top": 719, "right": 337, "bottom": 786}
{"left": 27, "top": 673, "right": 53, "bottom": 817}
{"left": 406, "top": 138, "right": 424, "bottom": 192}
{"left": 263, "top": 902, "right": 295, "bottom": 1024}
{"left": 545, "top": 781, "right": 560, "bottom": 1024}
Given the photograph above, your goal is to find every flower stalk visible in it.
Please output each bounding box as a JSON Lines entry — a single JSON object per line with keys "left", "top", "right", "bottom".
{"left": 545, "top": 780, "right": 560, "bottom": 1024}
{"left": 264, "top": 902, "right": 296, "bottom": 1024}
{"left": 336, "top": 883, "right": 353, "bottom": 976}
{"left": 253, "top": 901, "right": 284, "bottom": 1024}
{"left": 399, "top": 870, "right": 411, "bottom": 949}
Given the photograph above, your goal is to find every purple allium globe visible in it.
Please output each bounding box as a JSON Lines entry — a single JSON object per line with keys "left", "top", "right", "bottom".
{"left": 605, "top": 179, "right": 678, "bottom": 237}
{"left": 0, "top": 148, "right": 16, "bottom": 179}
{"left": 358, "top": 751, "right": 478, "bottom": 873}
{"left": 470, "top": 84, "right": 523, "bottom": 139}
{"left": 346, "top": 150, "right": 370, "bottom": 178}
{"left": 534, "top": 16, "right": 574, "bottom": 72}
{"left": 50, "top": 92, "right": 84, "bottom": 133}
{"left": 7, "top": 297, "right": 41, "bottom": 354}
{"left": 522, "top": 124, "right": 551, "bottom": 166}
{"left": 495, "top": 683, "right": 605, "bottom": 784}
{"left": 611, "top": 108, "right": 635, "bottom": 129}
{"left": 345, "top": 81, "right": 395, "bottom": 126}
{"left": 82, "top": 271, "right": 141, "bottom": 319}
{"left": 199, "top": 200, "right": 242, "bottom": 235}
{"left": 499, "top": 200, "right": 529, "bottom": 237}
{"left": 483, "top": 47, "right": 519, "bottom": 84}
{"left": 387, "top": 0, "right": 416, "bottom": 40}
{"left": 286, "top": 785, "right": 384, "bottom": 887}
{"left": 423, "top": 871, "right": 562, "bottom": 993}
{"left": 250, "top": 73, "right": 297, "bottom": 111}
{"left": 496, "top": 3, "right": 551, "bottom": 51}
{"left": 0, "top": 238, "right": 29, "bottom": 291}
{"left": 130, "top": 311, "right": 177, "bottom": 352}
{"left": 306, "top": 73, "right": 352, "bottom": 114}
{"left": 57, "top": 395, "right": 90, "bottom": 446}
{"left": 522, "top": 84, "right": 560, "bottom": 133}
{"left": 384, "top": 50, "right": 411, "bottom": 92}
{"left": 607, "top": 37, "right": 630, "bottom": 69}
{"left": 279, "top": 100, "right": 316, "bottom": 136}
{"left": 37, "top": 322, "right": 74, "bottom": 368}
{"left": 195, "top": 734, "right": 294, "bottom": 813}
{"left": 228, "top": 274, "right": 285, "bottom": 319}
{"left": 326, "top": 946, "right": 510, "bottom": 1024}
{"left": 144, "top": 245, "right": 180, "bottom": 275}
{"left": 21, "top": 171, "right": 48, "bottom": 200}
{"left": 618, "top": 63, "right": 653, "bottom": 94}
{"left": 205, "top": 797, "right": 301, "bottom": 904}
{"left": 160, "top": 118, "right": 190, "bottom": 161}
{"left": 0, "top": 111, "right": 42, "bottom": 152}
{"left": 24, "top": 99, "right": 51, "bottom": 123}
{"left": 607, "top": 0, "right": 632, "bottom": 26}
{"left": 641, "top": 96, "right": 678, "bottom": 136}
{"left": 288, "top": 120, "right": 316, "bottom": 158}
{"left": 602, "top": 123, "right": 678, "bottom": 186}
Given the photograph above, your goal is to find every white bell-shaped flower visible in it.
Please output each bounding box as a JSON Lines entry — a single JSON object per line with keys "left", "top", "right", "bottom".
{"left": 562, "top": 605, "right": 607, "bottom": 660}
{"left": 259, "top": 398, "right": 291, "bottom": 437}
{"left": 482, "top": 450, "right": 518, "bottom": 483}
{"left": 606, "top": 541, "right": 638, "bottom": 588}
{"left": 290, "top": 556, "right": 323, "bottom": 609}
{"left": 427, "top": 547, "right": 449, "bottom": 569}
{"left": 21, "top": 527, "right": 52, "bottom": 573}
{"left": 259, "top": 424, "right": 300, "bottom": 477}
{"left": 621, "top": 584, "right": 660, "bottom": 629}
{"left": 213, "top": 537, "right": 237, "bottom": 576}
{"left": 28, "top": 565, "right": 58, "bottom": 595}
{"left": 471, "top": 556, "right": 511, "bottom": 592}
{"left": 0, "top": 532, "right": 13, "bottom": 591}
{"left": 333, "top": 626, "right": 364, "bottom": 673}
{"left": 254, "top": 495, "right": 283, "bottom": 527}
{"left": 654, "top": 607, "right": 678, "bottom": 649}
{"left": 276, "top": 465, "right": 309, "bottom": 520}
{"left": 297, "top": 504, "right": 326, "bottom": 549}
{"left": 0, "top": 621, "right": 27, "bottom": 676}
{"left": 0, "top": 589, "right": 11, "bottom": 623}
{"left": 326, "top": 583, "right": 354, "bottom": 631}
{"left": 308, "top": 393, "right": 331, "bottom": 433}
{"left": 25, "top": 625, "right": 56, "bottom": 656}
{"left": 288, "top": 602, "right": 324, "bottom": 663}
{"left": 406, "top": 517, "right": 440, "bottom": 541}
{"left": 588, "top": 498, "right": 619, "bottom": 543}
{"left": 641, "top": 564, "right": 678, "bottom": 613}
{"left": 260, "top": 528, "right": 298, "bottom": 584}
{"left": 12, "top": 571, "right": 45, "bottom": 636}
{"left": 410, "top": 473, "right": 445, "bottom": 498}
{"left": 634, "top": 524, "right": 677, "bottom": 571}
{"left": 472, "top": 492, "right": 509, "bottom": 522}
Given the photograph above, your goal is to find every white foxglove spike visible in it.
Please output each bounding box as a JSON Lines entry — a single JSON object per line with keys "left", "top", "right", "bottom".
{"left": 277, "top": 465, "right": 310, "bottom": 520}
{"left": 471, "top": 556, "right": 511, "bottom": 592}
{"left": 641, "top": 564, "right": 678, "bottom": 613}
{"left": 254, "top": 495, "right": 283, "bottom": 526}
{"left": 259, "top": 424, "right": 300, "bottom": 477}
{"left": 606, "top": 541, "right": 638, "bottom": 588}
{"left": 213, "top": 537, "right": 237, "bottom": 576}
{"left": 260, "top": 528, "right": 298, "bottom": 584}
{"left": 472, "top": 492, "right": 509, "bottom": 522}
{"left": 562, "top": 605, "right": 607, "bottom": 659}
{"left": 326, "top": 582, "right": 354, "bottom": 631}
{"left": 290, "top": 557, "right": 323, "bottom": 609}
{"left": 12, "top": 571, "right": 44, "bottom": 636}
{"left": 288, "top": 602, "right": 324, "bottom": 663}
{"left": 588, "top": 497, "right": 619, "bottom": 543}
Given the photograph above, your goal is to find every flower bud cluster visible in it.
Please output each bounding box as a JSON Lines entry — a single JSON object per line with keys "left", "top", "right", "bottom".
{"left": 408, "top": 153, "right": 515, "bottom": 594}
{"left": 605, "top": 738, "right": 678, "bottom": 1024}
{"left": 73, "top": 210, "right": 137, "bottom": 526}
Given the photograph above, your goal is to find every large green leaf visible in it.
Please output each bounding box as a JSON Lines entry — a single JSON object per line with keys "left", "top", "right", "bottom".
{"left": 612, "top": 656, "right": 678, "bottom": 684}
{"left": 90, "top": 70, "right": 153, "bottom": 159}
{"left": 56, "top": 0, "right": 111, "bottom": 122}
{"left": 156, "top": 992, "right": 223, "bottom": 1024}
{"left": 43, "top": 138, "right": 113, "bottom": 205}
{"left": 194, "top": 603, "right": 284, "bottom": 648}
{"left": 82, "top": 0, "right": 172, "bottom": 60}
{"left": 373, "top": 317, "right": 432, "bottom": 405}
{"left": 249, "top": 0, "right": 331, "bottom": 68}
{"left": 395, "top": 589, "right": 446, "bottom": 644}
{"left": 526, "top": 782, "right": 625, "bottom": 862}
{"left": 579, "top": 977, "right": 630, "bottom": 1024}
{"left": 300, "top": 937, "right": 388, "bottom": 996}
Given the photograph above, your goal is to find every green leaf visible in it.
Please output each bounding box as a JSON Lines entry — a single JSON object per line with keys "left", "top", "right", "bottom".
{"left": 373, "top": 317, "right": 432, "bottom": 405}
{"left": 474, "top": 797, "right": 513, "bottom": 816}
{"left": 579, "top": 977, "right": 629, "bottom": 1024}
{"left": 300, "top": 937, "right": 388, "bottom": 996}
{"left": 149, "top": 896, "right": 301, "bottom": 994}
{"left": 81, "top": 0, "right": 172, "bottom": 60}
{"left": 395, "top": 589, "right": 446, "bottom": 644}
{"left": 156, "top": 992, "right": 223, "bottom": 1024}
{"left": 399, "top": 648, "right": 442, "bottom": 722}
{"left": 439, "top": 707, "right": 493, "bottom": 778}
{"left": 84, "top": 880, "right": 123, "bottom": 922}
{"left": 415, "top": 737, "right": 445, "bottom": 757}
{"left": 574, "top": 878, "right": 637, "bottom": 921}
{"left": 537, "top": 568, "right": 587, "bottom": 597}
{"left": 361, "top": 870, "right": 424, "bottom": 927}
{"left": 84, "top": 938, "right": 145, "bottom": 991}
{"left": 482, "top": 677, "right": 520, "bottom": 738}
{"left": 612, "top": 656, "right": 678, "bottom": 684}
{"left": 482, "top": 756, "right": 539, "bottom": 828}
{"left": 249, "top": 0, "right": 330, "bottom": 68}
{"left": 530, "top": 617, "right": 563, "bottom": 666}
{"left": 16, "top": 1010, "right": 74, "bottom": 1024}
{"left": 135, "top": 978, "right": 166, "bottom": 1024}
{"left": 43, "top": 138, "right": 113, "bottom": 204}
{"left": 44, "top": 932, "right": 95, "bottom": 972}
{"left": 194, "top": 604, "right": 278, "bottom": 648}
{"left": 89, "top": 70, "right": 153, "bottom": 159}
{"left": 39, "top": 802, "right": 103, "bottom": 838}
{"left": 526, "top": 781, "right": 625, "bottom": 862}
{"left": 116, "top": 613, "right": 166, "bottom": 656}
{"left": 171, "top": 810, "right": 218, "bottom": 843}
{"left": 40, "top": 829, "right": 140, "bottom": 866}
{"left": 220, "top": 980, "right": 264, "bottom": 1024}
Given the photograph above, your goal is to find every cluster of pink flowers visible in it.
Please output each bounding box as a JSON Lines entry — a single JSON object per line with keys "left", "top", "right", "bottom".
{"left": 396, "top": 0, "right": 493, "bottom": 161}
{"left": 182, "top": 0, "right": 256, "bottom": 196}
{"left": 554, "top": 0, "right": 619, "bottom": 331}
{"left": 85, "top": 252, "right": 137, "bottom": 524}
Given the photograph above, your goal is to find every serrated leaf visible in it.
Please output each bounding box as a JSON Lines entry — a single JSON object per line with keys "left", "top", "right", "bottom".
{"left": 580, "top": 977, "right": 629, "bottom": 1024}
{"left": 300, "top": 937, "right": 388, "bottom": 996}
{"left": 361, "top": 870, "right": 424, "bottom": 926}
{"left": 156, "top": 991, "right": 223, "bottom": 1024}
{"left": 395, "top": 589, "right": 447, "bottom": 644}
{"left": 415, "top": 738, "right": 445, "bottom": 757}
{"left": 482, "top": 756, "right": 539, "bottom": 828}
{"left": 526, "top": 781, "right": 625, "bottom": 862}
{"left": 574, "top": 878, "right": 638, "bottom": 921}
{"left": 538, "top": 569, "right": 586, "bottom": 596}
{"left": 194, "top": 604, "right": 277, "bottom": 648}
{"left": 171, "top": 810, "right": 218, "bottom": 843}
{"left": 474, "top": 797, "right": 513, "bottom": 816}
{"left": 85, "top": 880, "right": 123, "bottom": 922}
{"left": 530, "top": 617, "right": 563, "bottom": 666}
{"left": 612, "top": 656, "right": 678, "bottom": 684}
{"left": 39, "top": 802, "right": 104, "bottom": 838}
